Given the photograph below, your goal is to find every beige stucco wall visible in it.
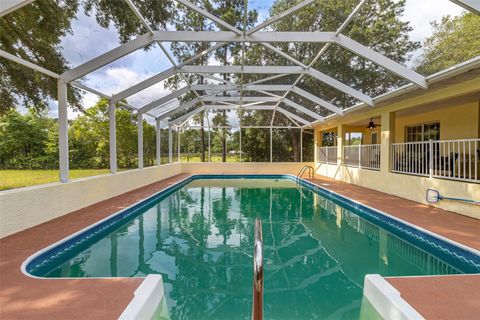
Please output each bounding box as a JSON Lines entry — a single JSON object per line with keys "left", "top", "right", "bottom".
{"left": 181, "top": 162, "right": 313, "bottom": 174}
{"left": 0, "top": 162, "right": 314, "bottom": 238}
{"left": 317, "top": 101, "right": 479, "bottom": 145}
{"left": 0, "top": 164, "right": 183, "bottom": 238}
{"left": 315, "top": 156, "right": 480, "bottom": 220}
{"left": 312, "top": 77, "right": 480, "bottom": 219}
{"left": 395, "top": 102, "right": 479, "bottom": 142}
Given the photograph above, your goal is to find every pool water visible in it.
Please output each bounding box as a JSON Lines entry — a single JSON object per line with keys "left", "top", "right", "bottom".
{"left": 30, "top": 178, "right": 478, "bottom": 319}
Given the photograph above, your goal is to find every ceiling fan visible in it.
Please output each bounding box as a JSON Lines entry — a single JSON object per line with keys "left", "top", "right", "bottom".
{"left": 366, "top": 118, "right": 380, "bottom": 130}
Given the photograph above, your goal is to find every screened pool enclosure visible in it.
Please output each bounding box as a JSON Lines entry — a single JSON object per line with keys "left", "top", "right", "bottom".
{"left": 2, "top": 0, "right": 477, "bottom": 182}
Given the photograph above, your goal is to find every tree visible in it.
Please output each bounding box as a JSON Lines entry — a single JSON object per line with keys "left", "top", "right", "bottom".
{"left": 415, "top": 12, "right": 480, "bottom": 75}
{"left": 0, "top": 109, "right": 57, "bottom": 169}
{"left": 0, "top": 0, "right": 80, "bottom": 115}
{"left": 69, "top": 100, "right": 109, "bottom": 168}
{"left": 166, "top": 0, "right": 214, "bottom": 162}
{"left": 0, "top": 0, "right": 174, "bottom": 115}
{"left": 240, "top": 0, "right": 419, "bottom": 161}
{"left": 83, "top": 0, "right": 174, "bottom": 43}
{"left": 267, "top": 0, "right": 419, "bottom": 103}
{"left": 211, "top": 0, "right": 257, "bottom": 162}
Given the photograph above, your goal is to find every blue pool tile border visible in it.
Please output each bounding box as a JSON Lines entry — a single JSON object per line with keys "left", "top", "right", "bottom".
{"left": 24, "top": 174, "right": 480, "bottom": 277}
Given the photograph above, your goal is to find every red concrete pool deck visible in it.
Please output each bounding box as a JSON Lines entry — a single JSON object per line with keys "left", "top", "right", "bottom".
{"left": 0, "top": 173, "right": 479, "bottom": 319}
{"left": 0, "top": 174, "right": 190, "bottom": 320}
{"left": 306, "top": 176, "right": 480, "bottom": 320}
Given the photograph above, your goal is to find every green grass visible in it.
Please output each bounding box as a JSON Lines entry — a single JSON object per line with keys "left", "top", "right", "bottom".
{"left": 0, "top": 169, "right": 111, "bottom": 191}
{"left": 0, "top": 155, "right": 241, "bottom": 191}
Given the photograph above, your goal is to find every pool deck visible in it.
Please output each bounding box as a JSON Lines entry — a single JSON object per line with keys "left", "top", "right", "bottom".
{"left": 0, "top": 173, "right": 479, "bottom": 319}
{"left": 306, "top": 176, "right": 480, "bottom": 320}
{"left": 0, "top": 174, "right": 190, "bottom": 320}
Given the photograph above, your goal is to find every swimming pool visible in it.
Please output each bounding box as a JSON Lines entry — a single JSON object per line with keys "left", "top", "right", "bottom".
{"left": 24, "top": 175, "right": 480, "bottom": 319}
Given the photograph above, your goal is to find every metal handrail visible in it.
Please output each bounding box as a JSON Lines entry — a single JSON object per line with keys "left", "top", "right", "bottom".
{"left": 252, "top": 218, "right": 263, "bottom": 320}
{"left": 297, "top": 165, "right": 314, "bottom": 180}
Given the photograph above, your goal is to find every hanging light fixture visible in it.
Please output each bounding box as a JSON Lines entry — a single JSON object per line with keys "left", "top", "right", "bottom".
{"left": 366, "top": 118, "right": 377, "bottom": 131}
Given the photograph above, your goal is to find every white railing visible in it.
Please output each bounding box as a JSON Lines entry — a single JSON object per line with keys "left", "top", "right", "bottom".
{"left": 344, "top": 144, "right": 381, "bottom": 170}
{"left": 392, "top": 139, "right": 479, "bottom": 183}
{"left": 392, "top": 141, "right": 430, "bottom": 176}
{"left": 432, "top": 139, "right": 479, "bottom": 182}
{"left": 318, "top": 146, "right": 337, "bottom": 164}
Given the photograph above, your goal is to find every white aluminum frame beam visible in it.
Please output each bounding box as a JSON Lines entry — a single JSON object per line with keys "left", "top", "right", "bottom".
{"left": 61, "top": 33, "right": 153, "bottom": 83}
{"left": 155, "top": 97, "right": 203, "bottom": 120}
{"left": 139, "top": 86, "right": 190, "bottom": 113}
{"left": 171, "top": 106, "right": 205, "bottom": 124}
{"left": 0, "top": 0, "right": 35, "bottom": 17}
{"left": 449, "top": 0, "right": 480, "bottom": 14}
{"left": 0, "top": 0, "right": 419, "bottom": 135}
{"left": 152, "top": 92, "right": 218, "bottom": 118}
{"left": 179, "top": 65, "right": 304, "bottom": 74}
{"left": 276, "top": 107, "right": 310, "bottom": 126}
{"left": 108, "top": 100, "right": 117, "bottom": 173}
{"left": 191, "top": 84, "right": 291, "bottom": 91}
{"left": 269, "top": 0, "right": 368, "bottom": 122}
{"left": 261, "top": 42, "right": 374, "bottom": 106}
{"left": 204, "top": 105, "right": 276, "bottom": 111}
{"left": 155, "top": 118, "right": 161, "bottom": 166}
{"left": 60, "top": 30, "right": 334, "bottom": 82}
{"left": 71, "top": 81, "right": 109, "bottom": 98}
{"left": 177, "top": 0, "right": 242, "bottom": 34}
{"left": 335, "top": 34, "right": 427, "bottom": 88}
{"left": 245, "top": 73, "right": 290, "bottom": 85}
{"left": 150, "top": 30, "right": 336, "bottom": 43}
{"left": 182, "top": 65, "right": 373, "bottom": 106}
{"left": 203, "top": 96, "right": 279, "bottom": 102}
{"left": 137, "top": 112, "right": 144, "bottom": 169}
{"left": 110, "top": 42, "right": 227, "bottom": 102}
{"left": 0, "top": 49, "right": 59, "bottom": 78}
{"left": 281, "top": 97, "right": 324, "bottom": 120}
{"left": 125, "top": 0, "right": 154, "bottom": 34}
{"left": 305, "top": 68, "right": 374, "bottom": 105}
{"left": 247, "top": 0, "right": 315, "bottom": 35}
{"left": 111, "top": 67, "right": 176, "bottom": 103}
{"left": 60, "top": 30, "right": 425, "bottom": 87}
{"left": 188, "top": 86, "right": 324, "bottom": 120}
{"left": 290, "top": 87, "right": 343, "bottom": 115}
{"left": 57, "top": 80, "right": 69, "bottom": 182}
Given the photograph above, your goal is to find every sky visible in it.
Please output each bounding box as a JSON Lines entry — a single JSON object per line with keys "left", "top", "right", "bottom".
{"left": 41, "top": 0, "right": 465, "bottom": 121}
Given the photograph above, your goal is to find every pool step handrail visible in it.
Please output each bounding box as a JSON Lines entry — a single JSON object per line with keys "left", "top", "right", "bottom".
{"left": 297, "top": 165, "right": 315, "bottom": 181}
{"left": 252, "top": 218, "right": 263, "bottom": 320}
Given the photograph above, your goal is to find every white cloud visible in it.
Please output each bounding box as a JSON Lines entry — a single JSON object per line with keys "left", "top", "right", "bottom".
{"left": 399, "top": 0, "right": 465, "bottom": 63}
{"left": 401, "top": 0, "right": 464, "bottom": 43}
{"left": 78, "top": 67, "right": 171, "bottom": 109}
{"left": 61, "top": 7, "right": 121, "bottom": 67}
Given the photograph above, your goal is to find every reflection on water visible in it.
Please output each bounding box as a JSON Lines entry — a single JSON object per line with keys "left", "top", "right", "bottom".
{"left": 45, "top": 179, "right": 465, "bottom": 319}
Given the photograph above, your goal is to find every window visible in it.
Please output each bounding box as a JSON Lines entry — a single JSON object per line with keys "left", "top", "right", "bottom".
{"left": 405, "top": 122, "right": 440, "bottom": 142}
{"left": 371, "top": 132, "right": 378, "bottom": 144}
{"left": 322, "top": 132, "right": 336, "bottom": 146}
{"left": 346, "top": 132, "right": 363, "bottom": 145}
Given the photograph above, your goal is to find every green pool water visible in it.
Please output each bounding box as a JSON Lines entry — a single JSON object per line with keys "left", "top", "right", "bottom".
{"left": 41, "top": 179, "right": 466, "bottom": 319}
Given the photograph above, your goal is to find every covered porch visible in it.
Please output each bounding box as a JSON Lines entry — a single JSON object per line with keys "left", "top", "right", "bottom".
{"left": 314, "top": 65, "right": 480, "bottom": 219}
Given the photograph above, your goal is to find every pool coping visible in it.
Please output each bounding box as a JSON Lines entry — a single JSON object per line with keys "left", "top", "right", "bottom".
{"left": 363, "top": 274, "right": 425, "bottom": 320}
{"left": 21, "top": 174, "right": 480, "bottom": 279}
{"left": 20, "top": 174, "right": 195, "bottom": 279}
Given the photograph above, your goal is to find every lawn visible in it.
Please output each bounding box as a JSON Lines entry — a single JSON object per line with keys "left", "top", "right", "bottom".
{"left": 0, "top": 155, "right": 241, "bottom": 190}
{"left": 0, "top": 169, "right": 111, "bottom": 191}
